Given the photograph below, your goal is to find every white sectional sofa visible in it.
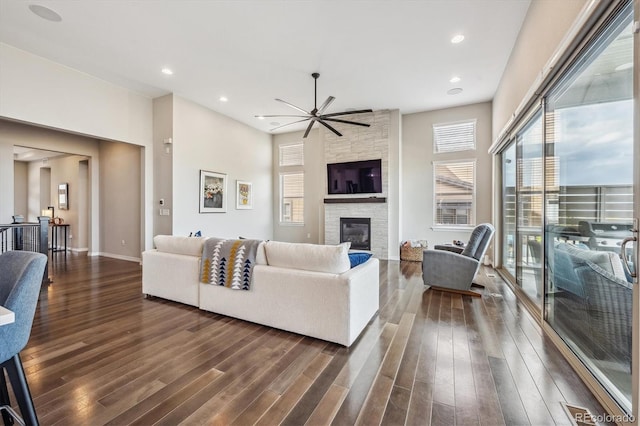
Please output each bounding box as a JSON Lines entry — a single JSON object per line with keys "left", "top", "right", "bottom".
{"left": 142, "top": 236, "right": 379, "bottom": 346}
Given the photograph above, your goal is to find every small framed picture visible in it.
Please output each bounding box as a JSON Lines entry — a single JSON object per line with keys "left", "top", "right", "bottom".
{"left": 58, "top": 183, "right": 68, "bottom": 210}
{"left": 199, "top": 170, "right": 227, "bottom": 213}
{"left": 236, "top": 180, "right": 253, "bottom": 210}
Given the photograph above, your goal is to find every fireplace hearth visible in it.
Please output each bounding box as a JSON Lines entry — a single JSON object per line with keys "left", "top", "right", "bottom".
{"left": 340, "top": 217, "right": 371, "bottom": 251}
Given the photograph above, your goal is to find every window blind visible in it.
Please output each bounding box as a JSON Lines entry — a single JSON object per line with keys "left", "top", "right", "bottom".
{"left": 279, "top": 143, "right": 304, "bottom": 166}
{"left": 433, "top": 120, "right": 476, "bottom": 153}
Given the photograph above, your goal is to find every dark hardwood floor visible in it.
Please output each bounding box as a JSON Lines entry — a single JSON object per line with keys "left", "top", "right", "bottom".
{"left": 6, "top": 252, "right": 608, "bottom": 425}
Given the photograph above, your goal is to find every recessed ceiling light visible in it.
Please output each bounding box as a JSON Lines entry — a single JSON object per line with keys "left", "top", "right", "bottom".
{"left": 615, "top": 62, "right": 633, "bottom": 71}
{"left": 219, "top": 96, "right": 228, "bottom": 102}
{"left": 449, "top": 76, "right": 461, "bottom": 83}
{"left": 29, "top": 4, "right": 62, "bottom": 22}
{"left": 257, "top": 116, "right": 265, "bottom": 120}
{"left": 161, "top": 68, "right": 173, "bottom": 75}
{"left": 447, "top": 88, "right": 463, "bottom": 95}
{"left": 451, "top": 34, "right": 465, "bottom": 44}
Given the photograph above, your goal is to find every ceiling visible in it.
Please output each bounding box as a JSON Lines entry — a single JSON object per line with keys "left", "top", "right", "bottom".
{"left": 13, "top": 145, "right": 68, "bottom": 162}
{"left": 0, "top": 0, "right": 531, "bottom": 135}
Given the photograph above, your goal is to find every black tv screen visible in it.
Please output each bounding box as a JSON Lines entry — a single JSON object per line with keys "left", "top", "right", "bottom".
{"left": 327, "top": 159, "right": 382, "bottom": 194}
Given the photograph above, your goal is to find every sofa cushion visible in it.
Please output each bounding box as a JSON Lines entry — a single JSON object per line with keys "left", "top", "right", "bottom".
{"left": 154, "top": 235, "right": 206, "bottom": 257}
{"left": 264, "top": 241, "right": 351, "bottom": 274}
{"left": 558, "top": 243, "right": 627, "bottom": 281}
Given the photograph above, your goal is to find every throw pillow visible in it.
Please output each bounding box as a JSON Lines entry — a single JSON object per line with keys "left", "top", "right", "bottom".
{"left": 348, "top": 252, "right": 372, "bottom": 268}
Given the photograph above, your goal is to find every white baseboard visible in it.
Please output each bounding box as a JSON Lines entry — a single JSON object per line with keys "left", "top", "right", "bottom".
{"left": 70, "top": 247, "right": 88, "bottom": 253}
{"left": 90, "top": 252, "right": 141, "bottom": 263}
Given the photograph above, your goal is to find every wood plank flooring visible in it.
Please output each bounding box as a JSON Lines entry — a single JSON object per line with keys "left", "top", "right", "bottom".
{"left": 3, "top": 253, "right": 609, "bottom": 425}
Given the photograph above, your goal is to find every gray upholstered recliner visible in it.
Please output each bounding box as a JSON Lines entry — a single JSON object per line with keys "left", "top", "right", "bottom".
{"left": 422, "top": 223, "right": 495, "bottom": 296}
{"left": 0, "top": 251, "right": 47, "bottom": 426}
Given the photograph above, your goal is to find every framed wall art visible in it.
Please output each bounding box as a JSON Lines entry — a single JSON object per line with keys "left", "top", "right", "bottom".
{"left": 199, "top": 170, "right": 227, "bottom": 213}
{"left": 236, "top": 180, "right": 253, "bottom": 210}
{"left": 58, "top": 183, "right": 68, "bottom": 210}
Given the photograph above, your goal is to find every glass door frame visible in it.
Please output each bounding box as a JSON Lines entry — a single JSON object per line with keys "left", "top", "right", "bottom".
{"left": 631, "top": 0, "right": 639, "bottom": 422}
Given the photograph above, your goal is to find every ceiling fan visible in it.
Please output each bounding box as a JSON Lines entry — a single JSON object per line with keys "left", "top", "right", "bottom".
{"left": 257, "top": 72, "right": 373, "bottom": 138}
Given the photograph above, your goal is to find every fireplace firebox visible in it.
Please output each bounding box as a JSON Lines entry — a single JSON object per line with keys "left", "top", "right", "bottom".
{"left": 340, "top": 217, "right": 371, "bottom": 251}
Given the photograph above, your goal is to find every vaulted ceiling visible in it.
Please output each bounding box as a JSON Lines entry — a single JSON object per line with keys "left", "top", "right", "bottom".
{"left": 0, "top": 0, "right": 531, "bottom": 134}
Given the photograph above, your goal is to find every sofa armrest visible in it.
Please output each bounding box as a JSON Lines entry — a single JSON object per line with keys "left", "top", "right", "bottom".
{"left": 142, "top": 250, "right": 201, "bottom": 307}
{"left": 341, "top": 258, "right": 380, "bottom": 345}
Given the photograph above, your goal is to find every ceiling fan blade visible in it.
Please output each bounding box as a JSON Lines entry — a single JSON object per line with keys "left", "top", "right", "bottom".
{"left": 275, "top": 98, "right": 309, "bottom": 115}
{"left": 316, "top": 96, "right": 335, "bottom": 115}
{"left": 321, "top": 109, "right": 373, "bottom": 118}
{"left": 323, "top": 117, "right": 370, "bottom": 127}
{"left": 318, "top": 120, "right": 343, "bottom": 137}
{"left": 256, "top": 114, "right": 310, "bottom": 118}
{"left": 303, "top": 120, "right": 316, "bottom": 138}
{"left": 270, "top": 118, "right": 311, "bottom": 131}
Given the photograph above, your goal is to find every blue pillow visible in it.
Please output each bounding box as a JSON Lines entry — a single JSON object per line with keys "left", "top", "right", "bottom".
{"left": 348, "top": 252, "right": 372, "bottom": 268}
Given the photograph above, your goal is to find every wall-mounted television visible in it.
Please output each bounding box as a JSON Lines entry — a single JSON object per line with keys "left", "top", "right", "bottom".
{"left": 327, "top": 159, "right": 382, "bottom": 194}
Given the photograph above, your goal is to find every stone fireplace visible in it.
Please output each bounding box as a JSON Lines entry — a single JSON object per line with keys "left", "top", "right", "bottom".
{"left": 340, "top": 218, "right": 371, "bottom": 251}
{"left": 322, "top": 110, "right": 397, "bottom": 259}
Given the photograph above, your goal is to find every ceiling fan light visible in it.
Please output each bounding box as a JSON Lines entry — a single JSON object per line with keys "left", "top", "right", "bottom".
{"left": 261, "top": 73, "right": 372, "bottom": 138}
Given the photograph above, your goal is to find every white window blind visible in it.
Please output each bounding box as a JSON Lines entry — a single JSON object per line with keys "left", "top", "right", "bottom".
{"left": 434, "top": 161, "right": 475, "bottom": 226}
{"left": 279, "top": 143, "right": 304, "bottom": 166}
{"left": 281, "top": 173, "right": 304, "bottom": 224}
{"left": 433, "top": 120, "right": 476, "bottom": 153}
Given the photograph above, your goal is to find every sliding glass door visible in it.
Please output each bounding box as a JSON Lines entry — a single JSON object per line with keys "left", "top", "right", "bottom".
{"left": 502, "top": 143, "right": 516, "bottom": 278}
{"left": 516, "top": 112, "right": 543, "bottom": 305}
{"left": 498, "top": 0, "right": 638, "bottom": 414}
{"left": 544, "top": 4, "right": 635, "bottom": 411}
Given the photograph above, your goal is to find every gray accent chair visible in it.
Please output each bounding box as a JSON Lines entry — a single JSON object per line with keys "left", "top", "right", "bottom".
{"left": 422, "top": 223, "right": 495, "bottom": 296}
{"left": 0, "top": 251, "right": 47, "bottom": 426}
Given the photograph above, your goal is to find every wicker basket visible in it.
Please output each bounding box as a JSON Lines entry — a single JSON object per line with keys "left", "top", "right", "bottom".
{"left": 400, "top": 245, "right": 426, "bottom": 262}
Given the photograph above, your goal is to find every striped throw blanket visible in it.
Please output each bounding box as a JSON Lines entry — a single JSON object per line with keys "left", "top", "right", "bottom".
{"left": 200, "top": 238, "right": 262, "bottom": 290}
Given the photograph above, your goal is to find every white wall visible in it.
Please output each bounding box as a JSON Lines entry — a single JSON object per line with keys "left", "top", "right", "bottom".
{"left": 99, "top": 141, "right": 142, "bottom": 260}
{"left": 0, "top": 44, "right": 154, "bottom": 252}
{"left": 492, "top": 0, "right": 588, "bottom": 140}
{"left": 402, "top": 102, "right": 493, "bottom": 258}
{"left": 0, "top": 43, "right": 152, "bottom": 146}
{"left": 172, "top": 96, "right": 273, "bottom": 239}
{"left": 153, "top": 95, "right": 174, "bottom": 237}
{"left": 272, "top": 129, "right": 323, "bottom": 244}
{"left": 13, "top": 161, "right": 28, "bottom": 217}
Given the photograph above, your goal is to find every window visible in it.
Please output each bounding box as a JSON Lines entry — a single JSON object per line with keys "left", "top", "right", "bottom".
{"left": 278, "top": 142, "right": 304, "bottom": 224}
{"left": 279, "top": 143, "right": 304, "bottom": 166}
{"left": 433, "top": 160, "right": 475, "bottom": 226}
{"left": 433, "top": 120, "right": 476, "bottom": 153}
{"left": 280, "top": 173, "right": 304, "bottom": 224}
